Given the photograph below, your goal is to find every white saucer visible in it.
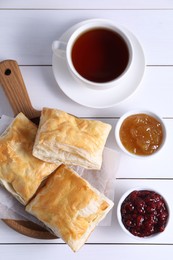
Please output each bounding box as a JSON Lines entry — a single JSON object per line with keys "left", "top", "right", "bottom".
{"left": 52, "top": 19, "right": 145, "bottom": 108}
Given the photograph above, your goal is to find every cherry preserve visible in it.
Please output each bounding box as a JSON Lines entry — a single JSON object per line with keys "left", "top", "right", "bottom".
{"left": 121, "top": 190, "right": 169, "bottom": 237}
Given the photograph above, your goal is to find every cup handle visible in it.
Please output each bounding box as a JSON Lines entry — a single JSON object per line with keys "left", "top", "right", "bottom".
{"left": 52, "top": 40, "right": 67, "bottom": 59}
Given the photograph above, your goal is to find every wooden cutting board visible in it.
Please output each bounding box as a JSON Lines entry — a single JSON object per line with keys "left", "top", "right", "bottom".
{"left": 2, "top": 219, "right": 57, "bottom": 239}
{"left": 0, "top": 60, "right": 41, "bottom": 120}
{"left": 0, "top": 60, "right": 57, "bottom": 239}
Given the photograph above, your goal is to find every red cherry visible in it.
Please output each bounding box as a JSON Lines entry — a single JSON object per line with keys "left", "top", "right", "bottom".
{"left": 121, "top": 190, "right": 169, "bottom": 237}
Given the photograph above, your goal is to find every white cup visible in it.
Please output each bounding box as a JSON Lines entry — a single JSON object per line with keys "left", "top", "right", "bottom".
{"left": 52, "top": 19, "right": 133, "bottom": 90}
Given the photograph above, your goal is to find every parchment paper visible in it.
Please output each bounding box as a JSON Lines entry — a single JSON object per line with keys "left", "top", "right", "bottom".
{"left": 0, "top": 115, "right": 120, "bottom": 227}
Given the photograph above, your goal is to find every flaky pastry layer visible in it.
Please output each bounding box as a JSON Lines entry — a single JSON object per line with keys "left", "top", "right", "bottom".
{"left": 33, "top": 108, "right": 112, "bottom": 169}
{"left": 0, "top": 113, "right": 59, "bottom": 205}
{"left": 26, "top": 165, "right": 114, "bottom": 251}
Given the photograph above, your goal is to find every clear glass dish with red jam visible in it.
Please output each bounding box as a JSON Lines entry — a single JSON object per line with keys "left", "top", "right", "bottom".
{"left": 117, "top": 188, "right": 169, "bottom": 238}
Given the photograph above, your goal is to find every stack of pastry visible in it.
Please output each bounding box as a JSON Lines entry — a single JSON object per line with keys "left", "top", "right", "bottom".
{"left": 0, "top": 107, "right": 114, "bottom": 252}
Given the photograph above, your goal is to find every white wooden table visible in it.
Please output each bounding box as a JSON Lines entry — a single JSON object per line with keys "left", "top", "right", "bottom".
{"left": 1, "top": 1, "right": 173, "bottom": 259}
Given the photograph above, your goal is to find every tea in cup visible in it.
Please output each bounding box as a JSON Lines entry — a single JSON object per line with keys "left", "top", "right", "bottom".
{"left": 52, "top": 19, "right": 133, "bottom": 90}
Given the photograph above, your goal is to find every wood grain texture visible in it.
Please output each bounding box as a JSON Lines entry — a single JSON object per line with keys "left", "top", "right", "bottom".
{"left": 0, "top": 60, "right": 40, "bottom": 119}
{"left": 2, "top": 219, "right": 57, "bottom": 240}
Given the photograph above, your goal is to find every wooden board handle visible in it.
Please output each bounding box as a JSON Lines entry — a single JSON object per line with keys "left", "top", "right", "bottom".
{"left": 0, "top": 60, "right": 40, "bottom": 119}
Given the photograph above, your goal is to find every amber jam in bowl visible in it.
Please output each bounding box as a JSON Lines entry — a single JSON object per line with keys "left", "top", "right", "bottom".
{"left": 115, "top": 110, "right": 166, "bottom": 157}
{"left": 117, "top": 188, "right": 169, "bottom": 238}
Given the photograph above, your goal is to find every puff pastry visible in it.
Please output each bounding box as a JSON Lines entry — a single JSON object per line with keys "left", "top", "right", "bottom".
{"left": 0, "top": 113, "right": 59, "bottom": 205}
{"left": 33, "top": 108, "right": 112, "bottom": 169}
{"left": 26, "top": 164, "right": 114, "bottom": 252}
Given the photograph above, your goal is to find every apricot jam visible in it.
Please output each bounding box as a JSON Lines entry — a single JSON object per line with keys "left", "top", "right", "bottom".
{"left": 120, "top": 114, "right": 163, "bottom": 156}
{"left": 121, "top": 190, "right": 169, "bottom": 237}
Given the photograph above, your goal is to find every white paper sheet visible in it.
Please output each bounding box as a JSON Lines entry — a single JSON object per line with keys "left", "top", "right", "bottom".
{"left": 0, "top": 115, "right": 120, "bottom": 227}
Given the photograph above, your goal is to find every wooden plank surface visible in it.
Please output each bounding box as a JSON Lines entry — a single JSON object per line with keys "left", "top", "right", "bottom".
{"left": 0, "top": 66, "right": 172, "bottom": 118}
{"left": 1, "top": 0, "right": 173, "bottom": 9}
{"left": 0, "top": 10, "right": 173, "bottom": 65}
{"left": 0, "top": 180, "right": 173, "bottom": 244}
{"left": 0, "top": 244, "right": 173, "bottom": 260}
{"left": 0, "top": 2, "right": 173, "bottom": 259}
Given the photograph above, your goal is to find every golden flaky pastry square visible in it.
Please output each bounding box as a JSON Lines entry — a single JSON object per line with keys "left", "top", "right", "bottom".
{"left": 0, "top": 113, "right": 59, "bottom": 205}
{"left": 26, "top": 164, "right": 114, "bottom": 252}
{"left": 33, "top": 108, "right": 112, "bottom": 169}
